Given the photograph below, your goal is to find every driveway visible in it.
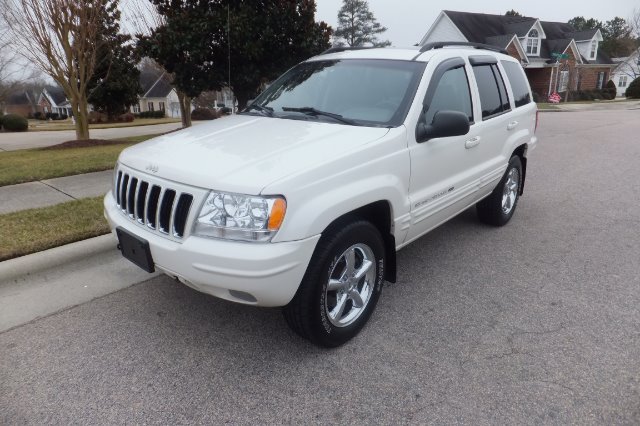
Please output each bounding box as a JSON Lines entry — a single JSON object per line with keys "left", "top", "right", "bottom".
{"left": 0, "top": 122, "right": 184, "bottom": 151}
{"left": 1, "top": 109, "right": 639, "bottom": 423}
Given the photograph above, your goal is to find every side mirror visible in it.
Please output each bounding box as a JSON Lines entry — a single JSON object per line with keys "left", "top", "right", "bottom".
{"left": 416, "top": 110, "right": 470, "bottom": 143}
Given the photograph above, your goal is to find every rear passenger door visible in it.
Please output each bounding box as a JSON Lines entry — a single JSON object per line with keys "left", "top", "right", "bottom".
{"left": 468, "top": 56, "right": 514, "bottom": 192}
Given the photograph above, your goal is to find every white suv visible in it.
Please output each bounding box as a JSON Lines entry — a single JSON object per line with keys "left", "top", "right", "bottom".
{"left": 105, "top": 42, "right": 538, "bottom": 347}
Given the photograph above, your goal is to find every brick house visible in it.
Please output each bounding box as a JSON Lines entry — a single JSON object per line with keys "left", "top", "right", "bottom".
{"left": 38, "top": 86, "right": 72, "bottom": 117}
{"left": 420, "top": 11, "right": 617, "bottom": 100}
{"left": 3, "top": 91, "right": 37, "bottom": 117}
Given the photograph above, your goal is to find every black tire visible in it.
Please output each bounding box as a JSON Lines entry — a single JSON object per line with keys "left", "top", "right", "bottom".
{"left": 283, "top": 219, "right": 386, "bottom": 348}
{"left": 476, "top": 155, "right": 522, "bottom": 226}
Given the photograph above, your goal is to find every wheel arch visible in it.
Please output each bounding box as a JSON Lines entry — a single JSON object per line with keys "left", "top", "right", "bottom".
{"left": 511, "top": 144, "right": 528, "bottom": 195}
{"left": 322, "top": 200, "right": 397, "bottom": 284}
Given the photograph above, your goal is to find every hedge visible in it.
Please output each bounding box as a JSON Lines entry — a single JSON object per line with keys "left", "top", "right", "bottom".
{"left": 2, "top": 114, "right": 29, "bottom": 132}
{"left": 625, "top": 77, "right": 640, "bottom": 99}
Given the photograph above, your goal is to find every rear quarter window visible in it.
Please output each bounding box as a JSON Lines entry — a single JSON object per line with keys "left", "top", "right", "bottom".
{"left": 501, "top": 61, "right": 532, "bottom": 108}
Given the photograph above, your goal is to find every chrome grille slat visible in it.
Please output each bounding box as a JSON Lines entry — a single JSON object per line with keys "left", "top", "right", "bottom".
{"left": 168, "top": 194, "right": 178, "bottom": 237}
{"left": 114, "top": 167, "right": 193, "bottom": 240}
{"left": 155, "top": 188, "right": 166, "bottom": 233}
{"left": 142, "top": 182, "right": 151, "bottom": 225}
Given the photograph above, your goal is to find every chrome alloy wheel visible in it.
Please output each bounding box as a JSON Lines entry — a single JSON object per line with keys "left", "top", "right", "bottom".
{"left": 325, "top": 243, "right": 376, "bottom": 328}
{"left": 501, "top": 168, "right": 520, "bottom": 215}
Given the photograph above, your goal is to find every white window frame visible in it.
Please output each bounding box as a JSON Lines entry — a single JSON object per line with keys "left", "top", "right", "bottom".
{"left": 159, "top": 101, "right": 165, "bottom": 112}
{"left": 132, "top": 103, "right": 140, "bottom": 113}
{"left": 148, "top": 102, "right": 154, "bottom": 111}
{"left": 618, "top": 75, "right": 627, "bottom": 87}
{"left": 526, "top": 29, "right": 540, "bottom": 56}
{"left": 596, "top": 72, "right": 605, "bottom": 89}
{"left": 590, "top": 40, "right": 597, "bottom": 59}
{"left": 558, "top": 70, "right": 569, "bottom": 92}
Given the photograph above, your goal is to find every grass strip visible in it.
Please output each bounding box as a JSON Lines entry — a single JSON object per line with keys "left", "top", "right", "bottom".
{"left": 0, "top": 134, "right": 159, "bottom": 187}
{"left": 0, "top": 196, "right": 109, "bottom": 261}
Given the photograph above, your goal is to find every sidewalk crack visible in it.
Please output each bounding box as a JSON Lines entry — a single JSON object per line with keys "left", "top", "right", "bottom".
{"left": 39, "top": 181, "right": 77, "bottom": 200}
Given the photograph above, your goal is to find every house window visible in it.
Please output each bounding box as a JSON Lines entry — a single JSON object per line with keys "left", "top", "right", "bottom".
{"left": 148, "top": 102, "right": 154, "bottom": 111}
{"left": 596, "top": 72, "right": 605, "bottom": 89}
{"left": 159, "top": 102, "right": 165, "bottom": 112}
{"left": 590, "top": 40, "right": 597, "bottom": 59}
{"left": 558, "top": 70, "right": 569, "bottom": 92}
{"left": 618, "top": 75, "right": 628, "bottom": 87}
{"left": 526, "top": 29, "right": 539, "bottom": 56}
{"left": 133, "top": 104, "right": 140, "bottom": 113}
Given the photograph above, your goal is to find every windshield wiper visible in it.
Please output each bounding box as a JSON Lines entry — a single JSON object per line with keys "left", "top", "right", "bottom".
{"left": 281, "top": 106, "right": 356, "bottom": 125}
{"left": 244, "top": 104, "right": 274, "bottom": 117}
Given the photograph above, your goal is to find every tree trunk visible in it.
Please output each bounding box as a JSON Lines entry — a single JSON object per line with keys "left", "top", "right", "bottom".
{"left": 177, "top": 90, "right": 192, "bottom": 128}
{"left": 71, "top": 96, "right": 90, "bottom": 140}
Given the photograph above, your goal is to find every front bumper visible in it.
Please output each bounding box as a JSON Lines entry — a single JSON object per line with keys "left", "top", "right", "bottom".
{"left": 104, "top": 192, "right": 320, "bottom": 307}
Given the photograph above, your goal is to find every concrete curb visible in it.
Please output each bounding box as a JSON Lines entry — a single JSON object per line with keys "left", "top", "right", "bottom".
{"left": 0, "top": 234, "right": 117, "bottom": 283}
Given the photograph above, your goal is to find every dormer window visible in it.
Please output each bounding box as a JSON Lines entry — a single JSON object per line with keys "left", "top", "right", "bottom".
{"left": 590, "top": 40, "right": 597, "bottom": 59}
{"left": 526, "top": 29, "right": 540, "bottom": 56}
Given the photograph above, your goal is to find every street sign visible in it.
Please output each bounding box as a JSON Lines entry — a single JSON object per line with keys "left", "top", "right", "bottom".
{"left": 551, "top": 53, "right": 569, "bottom": 60}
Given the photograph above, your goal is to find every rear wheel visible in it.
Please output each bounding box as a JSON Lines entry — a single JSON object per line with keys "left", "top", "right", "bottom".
{"left": 476, "top": 156, "right": 522, "bottom": 226}
{"left": 283, "top": 220, "right": 385, "bottom": 347}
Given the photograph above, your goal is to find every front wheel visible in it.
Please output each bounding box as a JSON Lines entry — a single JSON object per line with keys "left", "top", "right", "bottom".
{"left": 283, "top": 220, "right": 386, "bottom": 347}
{"left": 476, "top": 156, "right": 522, "bottom": 226}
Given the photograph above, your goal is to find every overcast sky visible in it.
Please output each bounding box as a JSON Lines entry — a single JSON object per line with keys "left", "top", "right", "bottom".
{"left": 315, "top": 0, "right": 639, "bottom": 46}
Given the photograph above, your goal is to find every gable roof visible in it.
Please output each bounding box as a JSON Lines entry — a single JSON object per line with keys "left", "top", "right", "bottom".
{"left": 485, "top": 34, "right": 517, "bottom": 49}
{"left": 431, "top": 11, "right": 615, "bottom": 66}
{"left": 564, "top": 29, "right": 599, "bottom": 41}
{"left": 6, "top": 91, "right": 32, "bottom": 105}
{"left": 44, "top": 86, "right": 67, "bottom": 105}
{"left": 145, "top": 73, "right": 173, "bottom": 98}
{"left": 443, "top": 10, "right": 537, "bottom": 42}
{"left": 139, "top": 69, "right": 174, "bottom": 99}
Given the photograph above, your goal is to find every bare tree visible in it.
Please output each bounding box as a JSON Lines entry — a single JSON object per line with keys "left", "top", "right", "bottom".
{"left": 122, "top": 0, "right": 192, "bottom": 127}
{"left": 4, "top": 0, "right": 107, "bottom": 139}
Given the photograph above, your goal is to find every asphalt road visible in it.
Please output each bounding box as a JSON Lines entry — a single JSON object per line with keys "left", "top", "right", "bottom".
{"left": 0, "top": 122, "right": 184, "bottom": 151}
{"left": 1, "top": 109, "right": 640, "bottom": 424}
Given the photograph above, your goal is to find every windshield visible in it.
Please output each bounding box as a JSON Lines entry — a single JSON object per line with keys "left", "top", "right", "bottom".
{"left": 246, "top": 59, "right": 426, "bottom": 127}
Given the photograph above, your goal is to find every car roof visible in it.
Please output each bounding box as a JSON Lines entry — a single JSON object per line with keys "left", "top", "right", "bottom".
{"left": 308, "top": 46, "right": 518, "bottom": 64}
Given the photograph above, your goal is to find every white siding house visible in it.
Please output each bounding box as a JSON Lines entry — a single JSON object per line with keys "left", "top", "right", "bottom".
{"left": 611, "top": 49, "right": 640, "bottom": 97}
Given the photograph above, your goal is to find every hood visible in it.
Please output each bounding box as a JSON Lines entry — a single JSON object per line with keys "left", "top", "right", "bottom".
{"left": 119, "top": 115, "right": 390, "bottom": 194}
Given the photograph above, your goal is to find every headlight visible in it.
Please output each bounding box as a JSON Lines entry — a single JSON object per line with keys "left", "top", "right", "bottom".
{"left": 194, "top": 191, "right": 287, "bottom": 242}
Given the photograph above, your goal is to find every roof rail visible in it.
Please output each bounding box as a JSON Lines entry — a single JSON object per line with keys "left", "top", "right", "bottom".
{"left": 419, "top": 42, "right": 509, "bottom": 55}
{"left": 321, "top": 46, "right": 376, "bottom": 55}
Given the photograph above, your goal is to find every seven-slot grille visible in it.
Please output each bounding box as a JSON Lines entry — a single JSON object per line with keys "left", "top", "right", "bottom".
{"left": 115, "top": 170, "right": 194, "bottom": 238}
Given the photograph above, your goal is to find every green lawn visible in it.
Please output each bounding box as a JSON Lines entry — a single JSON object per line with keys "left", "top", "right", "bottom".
{"left": 0, "top": 197, "right": 109, "bottom": 261}
{"left": 0, "top": 134, "right": 159, "bottom": 187}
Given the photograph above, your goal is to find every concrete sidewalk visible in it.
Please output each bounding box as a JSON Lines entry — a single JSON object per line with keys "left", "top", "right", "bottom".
{"left": 549, "top": 99, "right": 640, "bottom": 112}
{"left": 0, "top": 170, "right": 112, "bottom": 214}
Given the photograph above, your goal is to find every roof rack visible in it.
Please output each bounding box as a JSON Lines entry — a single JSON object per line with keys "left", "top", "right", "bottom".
{"left": 419, "top": 42, "right": 508, "bottom": 55}
{"left": 321, "top": 46, "right": 376, "bottom": 55}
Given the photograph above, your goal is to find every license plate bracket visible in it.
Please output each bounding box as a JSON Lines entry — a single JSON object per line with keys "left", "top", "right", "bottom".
{"left": 116, "top": 227, "right": 155, "bottom": 273}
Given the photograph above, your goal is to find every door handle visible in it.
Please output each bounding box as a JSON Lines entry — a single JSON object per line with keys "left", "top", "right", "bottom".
{"left": 507, "top": 121, "right": 519, "bottom": 130}
{"left": 465, "top": 136, "right": 481, "bottom": 149}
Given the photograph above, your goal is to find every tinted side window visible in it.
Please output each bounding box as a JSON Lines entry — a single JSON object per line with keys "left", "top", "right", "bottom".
{"left": 501, "top": 61, "right": 532, "bottom": 107}
{"left": 472, "top": 64, "right": 509, "bottom": 119}
{"left": 494, "top": 66, "right": 510, "bottom": 112}
{"left": 425, "top": 66, "right": 473, "bottom": 125}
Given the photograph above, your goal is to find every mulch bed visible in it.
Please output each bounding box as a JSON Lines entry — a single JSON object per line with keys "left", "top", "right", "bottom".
{"left": 40, "top": 139, "right": 128, "bottom": 150}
